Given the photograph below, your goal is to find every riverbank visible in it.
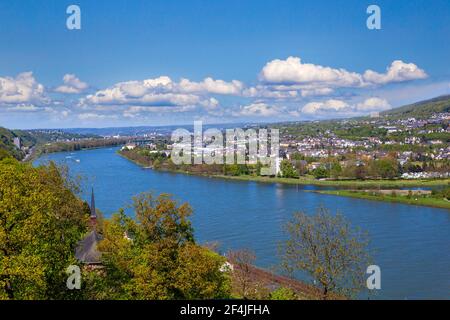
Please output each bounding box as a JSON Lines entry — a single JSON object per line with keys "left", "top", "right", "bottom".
{"left": 211, "top": 174, "right": 449, "bottom": 189}
{"left": 118, "top": 150, "right": 450, "bottom": 209}
{"left": 118, "top": 151, "right": 449, "bottom": 189}
{"left": 316, "top": 190, "right": 450, "bottom": 210}
{"left": 25, "top": 138, "right": 129, "bottom": 162}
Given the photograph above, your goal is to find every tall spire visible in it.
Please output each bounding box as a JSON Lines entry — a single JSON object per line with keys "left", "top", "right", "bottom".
{"left": 90, "top": 187, "right": 96, "bottom": 218}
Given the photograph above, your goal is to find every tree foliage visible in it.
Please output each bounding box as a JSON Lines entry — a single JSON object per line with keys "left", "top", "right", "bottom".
{"left": 90, "top": 193, "right": 231, "bottom": 299}
{"left": 280, "top": 160, "right": 298, "bottom": 178}
{"left": 282, "top": 207, "right": 371, "bottom": 299}
{"left": 0, "top": 159, "right": 88, "bottom": 300}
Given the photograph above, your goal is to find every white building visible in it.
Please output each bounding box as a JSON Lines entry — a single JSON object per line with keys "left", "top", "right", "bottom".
{"left": 13, "top": 137, "right": 21, "bottom": 149}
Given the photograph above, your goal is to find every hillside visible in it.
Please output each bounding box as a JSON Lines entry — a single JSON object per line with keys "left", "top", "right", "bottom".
{"left": 0, "top": 127, "right": 98, "bottom": 160}
{"left": 381, "top": 95, "right": 450, "bottom": 118}
{"left": 0, "top": 127, "right": 27, "bottom": 159}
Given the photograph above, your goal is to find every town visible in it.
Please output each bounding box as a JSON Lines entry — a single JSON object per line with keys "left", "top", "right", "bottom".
{"left": 118, "top": 111, "right": 449, "bottom": 181}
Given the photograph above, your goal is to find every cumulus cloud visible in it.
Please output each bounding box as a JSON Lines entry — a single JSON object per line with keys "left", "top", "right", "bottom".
{"left": 233, "top": 103, "right": 285, "bottom": 117}
{"left": 243, "top": 85, "right": 299, "bottom": 99}
{"left": 302, "top": 99, "right": 351, "bottom": 114}
{"left": 356, "top": 97, "right": 391, "bottom": 112}
{"left": 178, "top": 77, "right": 243, "bottom": 95}
{"left": 0, "top": 72, "right": 47, "bottom": 105}
{"left": 55, "top": 74, "right": 89, "bottom": 94}
{"left": 258, "top": 57, "right": 427, "bottom": 93}
{"left": 260, "top": 56, "right": 364, "bottom": 87}
{"left": 81, "top": 76, "right": 240, "bottom": 113}
{"left": 363, "top": 60, "right": 427, "bottom": 85}
{"left": 301, "top": 97, "right": 391, "bottom": 115}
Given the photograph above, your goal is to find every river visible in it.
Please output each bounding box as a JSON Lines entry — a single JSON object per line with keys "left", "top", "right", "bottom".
{"left": 34, "top": 147, "right": 450, "bottom": 299}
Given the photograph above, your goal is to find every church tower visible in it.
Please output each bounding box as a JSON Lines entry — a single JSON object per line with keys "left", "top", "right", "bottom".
{"left": 90, "top": 187, "right": 97, "bottom": 227}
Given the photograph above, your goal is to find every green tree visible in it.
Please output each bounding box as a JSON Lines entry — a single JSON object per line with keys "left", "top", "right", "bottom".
{"left": 94, "top": 193, "right": 231, "bottom": 300}
{"left": 330, "top": 162, "right": 342, "bottom": 179}
{"left": 312, "top": 166, "right": 329, "bottom": 179}
{"left": 270, "top": 287, "right": 297, "bottom": 300}
{"left": 369, "top": 157, "right": 400, "bottom": 179}
{"left": 0, "top": 159, "right": 88, "bottom": 300}
{"left": 280, "top": 160, "right": 298, "bottom": 178}
{"left": 282, "top": 207, "right": 371, "bottom": 299}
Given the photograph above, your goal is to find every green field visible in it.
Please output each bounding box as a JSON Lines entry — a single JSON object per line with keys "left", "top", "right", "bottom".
{"left": 212, "top": 174, "right": 450, "bottom": 189}
{"left": 316, "top": 190, "right": 450, "bottom": 210}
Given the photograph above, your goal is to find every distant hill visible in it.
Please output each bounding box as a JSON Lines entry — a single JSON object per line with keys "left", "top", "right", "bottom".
{"left": 0, "top": 127, "right": 97, "bottom": 160}
{"left": 0, "top": 127, "right": 27, "bottom": 159}
{"left": 381, "top": 95, "right": 450, "bottom": 118}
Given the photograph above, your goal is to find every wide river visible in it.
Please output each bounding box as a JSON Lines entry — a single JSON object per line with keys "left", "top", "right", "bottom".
{"left": 35, "top": 147, "right": 450, "bottom": 299}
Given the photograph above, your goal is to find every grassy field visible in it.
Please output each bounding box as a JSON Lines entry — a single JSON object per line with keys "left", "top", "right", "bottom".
{"left": 316, "top": 190, "right": 450, "bottom": 210}
{"left": 212, "top": 174, "right": 450, "bottom": 189}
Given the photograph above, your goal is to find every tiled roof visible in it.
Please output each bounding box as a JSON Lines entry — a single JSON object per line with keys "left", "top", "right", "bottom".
{"left": 75, "top": 230, "right": 102, "bottom": 265}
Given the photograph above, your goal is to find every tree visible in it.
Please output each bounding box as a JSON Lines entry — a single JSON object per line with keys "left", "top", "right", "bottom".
{"left": 374, "top": 158, "right": 399, "bottom": 179}
{"left": 0, "top": 148, "right": 12, "bottom": 160}
{"left": 280, "top": 160, "right": 297, "bottom": 178}
{"left": 94, "top": 192, "right": 231, "bottom": 300}
{"left": 227, "top": 249, "right": 256, "bottom": 299}
{"left": 330, "top": 162, "right": 342, "bottom": 179}
{"left": 269, "top": 287, "right": 297, "bottom": 300}
{"left": 281, "top": 207, "right": 371, "bottom": 299}
{"left": 227, "top": 249, "right": 269, "bottom": 299}
{"left": 343, "top": 162, "right": 367, "bottom": 180}
{"left": 312, "top": 166, "right": 329, "bottom": 179}
{"left": 0, "top": 159, "right": 88, "bottom": 299}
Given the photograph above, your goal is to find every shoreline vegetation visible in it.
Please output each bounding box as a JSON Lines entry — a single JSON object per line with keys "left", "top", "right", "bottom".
{"left": 26, "top": 137, "right": 129, "bottom": 162}
{"left": 117, "top": 149, "right": 450, "bottom": 209}
{"left": 315, "top": 190, "right": 450, "bottom": 210}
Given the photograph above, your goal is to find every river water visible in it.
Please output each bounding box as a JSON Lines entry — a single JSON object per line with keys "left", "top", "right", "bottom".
{"left": 34, "top": 147, "right": 450, "bottom": 299}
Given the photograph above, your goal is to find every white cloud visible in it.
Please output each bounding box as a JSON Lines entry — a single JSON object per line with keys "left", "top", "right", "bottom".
{"left": 302, "top": 99, "right": 351, "bottom": 114}
{"left": 243, "top": 85, "right": 300, "bottom": 99}
{"left": 260, "top": 56, "right": 364, "bottom": 87}
{"left": 0, "top": 72, "right": 47, "bottom": 105}
{"left": 81, "top": 76, "right": 240, "bottom": 113}
{"left": 178, "top": 77, "right": 243, "bottom": 95}
{"left": 6, "top": 104, "right": 41, "bottom": 112}
{"left": 301, "top": 97, "right": 391, "bottom": 116}
{"left": 233, "top": 103, "right": 285, "bottom": 117}
{"left": 363, "top": 60, "right": 427, "bottom": 85}
{"left": 356, "top": 97, "right": 391, "bottom": 112}
{"left": 55, "top": 74, "right": 89, "bottom": 94}
{"left": 259, "top": 57, "right": 427, "bottom": 93}
{"left": 300, "top": 87, "right": 334, "bottom": 97}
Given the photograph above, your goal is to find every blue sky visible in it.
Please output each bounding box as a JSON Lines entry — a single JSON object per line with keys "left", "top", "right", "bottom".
{"left": 0, "top": 0, "right": 449, "bottom": 128}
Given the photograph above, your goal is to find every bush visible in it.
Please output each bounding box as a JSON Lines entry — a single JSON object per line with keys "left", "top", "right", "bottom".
{"left": 270, "top": 287, "right": 297, "bottom": 300}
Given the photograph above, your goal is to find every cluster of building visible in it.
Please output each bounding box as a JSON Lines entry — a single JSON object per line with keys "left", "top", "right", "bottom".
{"left": 117, "top": 112, "right": 448, "bottom": 179}
{"left": 278, "top": 113, "right": 449, "bottom": 169}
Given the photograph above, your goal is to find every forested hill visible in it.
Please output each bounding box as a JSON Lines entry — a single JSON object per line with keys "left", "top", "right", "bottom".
{"left": 381, "top": 95, "right": 450, "bottom": 119}
{"left": 0, "top": 127, "right": 96, "bottom": 160}
{"left": 0, "top": 127, "right": 30, "bottom": 159}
